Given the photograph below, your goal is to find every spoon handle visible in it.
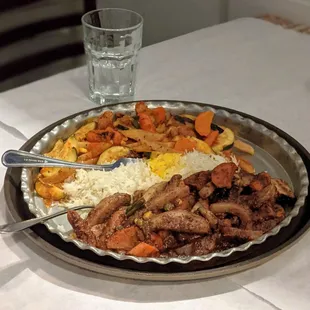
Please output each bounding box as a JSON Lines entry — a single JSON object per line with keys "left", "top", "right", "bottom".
{"left": 0, "top": 205, "right": 93, "bottom": 233}
{"left": 1, "top": 149, "right": 109, "bottom": 170}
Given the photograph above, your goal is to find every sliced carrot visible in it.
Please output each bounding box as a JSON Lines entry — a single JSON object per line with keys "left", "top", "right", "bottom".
{"left": 86, "top": 130, "right": 107, "bottom": 142}
{"left": 112, "top": 130, "right": 125, "bottom": 145}
{"left": 127, "top": 242, "right": 159, "bottom": 257}
{"left": 87, "top": 142, "right": 112, "bottom": 157}
{"left": 174, "top": 137, "right": 197, "bottom": 153}
{"left": 149, "top": 233, "right": 163, "bottom": 251}
{"left": 139, "top": 113, "right": 156, "bottom": 132}
{"left": 86, "top": 129, "right": 125, "bottom": 145}
{"left": 195, "top": 111, "right": 214, "bottom": 137}
{"left": 152, "top": 107, "right": 166, "bottom": 124}
{"left": 135, "top": 101, "right": 148, "bottom": 115}
{"left": 205, "top": 130, "right": 219, "bottom": 146}
{"left": 106, "top": 226, "right": 139, "bottom": 251}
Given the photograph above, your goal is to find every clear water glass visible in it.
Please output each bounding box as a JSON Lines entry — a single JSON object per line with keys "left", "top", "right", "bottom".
{"left": 82, "top": 8, "right": 143, "bottom": 105}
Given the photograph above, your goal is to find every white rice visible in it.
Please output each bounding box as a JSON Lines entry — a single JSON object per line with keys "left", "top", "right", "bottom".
{"left": 63, "top": 161, "right": 162, "bottom": 206}
{"left": 179, "top": 151, "right": 228, "bottom": 178}
{"left": 62, "top": 151, "right": 229, "bottom": 207}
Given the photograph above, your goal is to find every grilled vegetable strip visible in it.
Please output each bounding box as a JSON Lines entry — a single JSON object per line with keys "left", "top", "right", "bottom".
{"left": 237, "top": 156, "right": 255, "bottom": 174}
{"left": 234, "top": 139, "right": 255, "bottom": 155}
{"left": 74, "top": 122, "right": 97, "bottom": 141}
{"left": 126, "top": 200, "right": 145, "bottom": 216}
{"left": 120, "top": 129, "right": 165, "bottom": 142}
{"left": 44, "top": 139, "right": 64, "bottom": 157}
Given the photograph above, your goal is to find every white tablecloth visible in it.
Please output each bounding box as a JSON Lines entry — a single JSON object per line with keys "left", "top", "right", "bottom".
{"left": 1, "top": 18, "right": 310, "bottom": 309}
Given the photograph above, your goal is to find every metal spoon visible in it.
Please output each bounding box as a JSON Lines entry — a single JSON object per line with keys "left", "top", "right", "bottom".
{"left": 0, "top": 205, "right": 94, "bottom": 233}
{"left": 2, "top": 149, "right": 139, "bottom": 171}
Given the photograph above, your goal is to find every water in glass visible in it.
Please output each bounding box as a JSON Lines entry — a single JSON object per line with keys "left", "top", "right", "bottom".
{"left": 85, "top": 41, "right": 139, "bottom": 104}
{"left": 82, "top": 9, "right": 143, "bottom": 105}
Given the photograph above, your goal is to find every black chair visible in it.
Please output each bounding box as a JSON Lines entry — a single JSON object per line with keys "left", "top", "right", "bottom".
{"left": 0, "top": 0, "right": 96, "bottom": 91}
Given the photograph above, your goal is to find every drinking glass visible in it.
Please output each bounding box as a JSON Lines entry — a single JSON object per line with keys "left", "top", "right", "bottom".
{"left": 82, "top": 8, "right": 143, "bottom": 105}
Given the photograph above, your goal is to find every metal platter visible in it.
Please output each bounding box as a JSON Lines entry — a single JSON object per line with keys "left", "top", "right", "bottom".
{"left": 19, "top": 100, "right": 308, "bottom": 265}
{"left": 4, "top": 100, "right": 310, "bottom": 281}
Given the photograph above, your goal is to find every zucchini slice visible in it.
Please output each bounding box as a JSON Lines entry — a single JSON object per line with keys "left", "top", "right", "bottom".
{"left": 74, "top": 122, "right": 96, "bottom": 141}
{"left": 211, "top": 123, "right": 224, "bottom": 134}
{"left": 64, "top": 136, "right": 79, "bottom": 150}
{"left": 175, "top": 115, "right": 195, "bottom": 124}
{"left": 41, "top": 147, "right": 77, "bottom": 177}
{"left": 35, "top": 180, "right": 65, "bottom": 200}
{"left": 223, "top": 143, "right": 234, "bottom": 151}
{"left": 39, "top": 168, "right": 75, "bottom": 184}
{"left": 212, "top": 128, "right": 235, "bottom": 153}
{"left": 44, "top": 139, "right": 64, "bottom": 158}
{"left": 237, "top": 156, "right": 255, "bottom": 174}
{"left": 180, "top": 114, "right": 196, "bottom": 121}
{"left": 188, "top": 137, "right": 214, "bottom": 154}
{"left": 97, "top": 146, "right": 130, "bottom": 164}
{"left": 59, "top": 144, "right": 78, "bottom": 161}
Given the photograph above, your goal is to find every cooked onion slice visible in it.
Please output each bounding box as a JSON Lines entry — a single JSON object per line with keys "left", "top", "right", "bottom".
{"left": 210, "top": 202, "right": 252, "bottom": 229}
